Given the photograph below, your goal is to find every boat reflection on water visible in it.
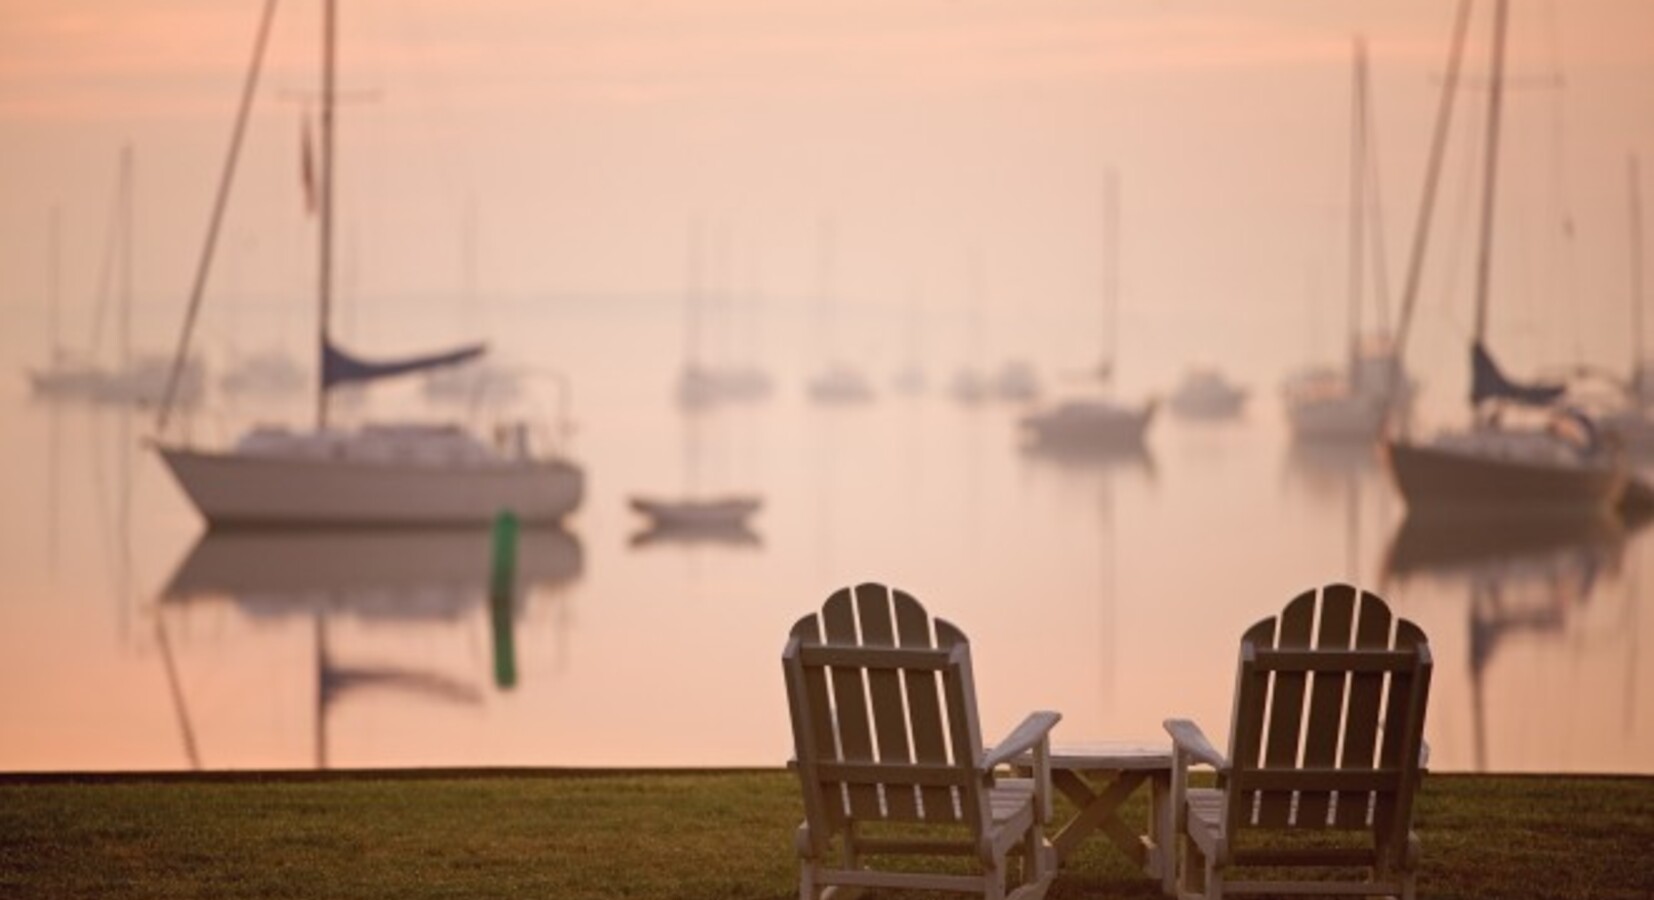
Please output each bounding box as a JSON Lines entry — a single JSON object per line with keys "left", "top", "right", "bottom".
{"left": 1381, "top": 510, "right": 1644, "bottom": 771}
{"left": 159, "top": 526, "right": 584, "bottom": 769}
{"left": 1017, "top": 437, "right": 1157, "bottom": 482}
{"left": 1281, "top": 438, "right": 1379, "bottom": 499}
{"left": 164, "top": 526, "right": 583, "bottom": 615}
{"left": 1383, "top": 512, "right": 1628, "bottom": 583}
{"left": 629, "top": 519, "right": 762, "bottom": 550}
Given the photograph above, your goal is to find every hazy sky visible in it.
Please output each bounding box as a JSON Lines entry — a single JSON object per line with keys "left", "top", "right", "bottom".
{"left": 3, "top": 0, "right": 1653, "bottom": 392}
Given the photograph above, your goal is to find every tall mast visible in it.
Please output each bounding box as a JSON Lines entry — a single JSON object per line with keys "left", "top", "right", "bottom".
{"left": 1392, "top": 0, "right": 1473, "bottom": 383}
{"left": 685, "top": 217, "right": 703, "bottom": 372}
{"left": 155, "top": 0, "right": 278, "bottom": 435}
{"left": 317, "top": 0, "right": 338, "bottom": 429}
{"left": 1102, "top": 166, "right": 1119, "bottom": 381}
{"left": 817, "top": 215, "right": 836, "bottom": 368}
{"left": 119, "top": 143, "right": 133, "bottom": 375}
{"left": 1472, "top": 0, "right": 1510, "bottom": 344}
{"left": 48, "top": 206, "right": 61, "bottom": 362}
{"left": 1632, "top": 154, "right": 1646, "bottom": 384}
{"left": 1347, "top": 37, "right": 1369, "bottom": 383}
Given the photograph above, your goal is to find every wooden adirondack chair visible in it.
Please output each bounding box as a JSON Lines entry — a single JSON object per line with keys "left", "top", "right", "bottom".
{"left": 783, "top": 582, "right": 1061, "bottom": 900}
{"left": 1163, "top": 583, "right": 1432, "bottom": 900}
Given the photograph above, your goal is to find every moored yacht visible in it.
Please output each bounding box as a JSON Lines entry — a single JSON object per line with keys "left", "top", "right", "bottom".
{"left": 150, "top": 0, "right": 583, "bottom": 528}
{"left": 1385, "top": 1, "right": 1624, "bottom": 517}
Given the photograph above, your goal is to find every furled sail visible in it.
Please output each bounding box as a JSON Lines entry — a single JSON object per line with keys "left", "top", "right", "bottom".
{"left": 322, "top": 337, "right": 485, "bottom": 390}
{"left": 1469, "top": 340, "right": 1566, "bottom": 408}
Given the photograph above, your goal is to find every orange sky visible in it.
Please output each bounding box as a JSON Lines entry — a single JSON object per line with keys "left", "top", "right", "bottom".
{"left": 3, "top": 0, "right": 1652, "bottom": 386}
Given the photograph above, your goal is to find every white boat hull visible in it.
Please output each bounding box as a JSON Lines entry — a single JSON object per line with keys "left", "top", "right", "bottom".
{"left": 629, "top": 495, "right": 761, "bottom": 529}
{"left": 158, "top": 446, "right": 583, "bottom": 527}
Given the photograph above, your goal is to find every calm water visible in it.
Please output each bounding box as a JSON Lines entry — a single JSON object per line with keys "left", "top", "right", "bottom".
{"left": 2, "top": 300, "right": 1650, "bottom": 775}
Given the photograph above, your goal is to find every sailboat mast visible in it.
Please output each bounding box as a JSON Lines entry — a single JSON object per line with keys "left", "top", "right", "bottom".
{"left": 48, "top": 205, "right": 61, "bottom": 363}
{"left": 1472, "top": 0, "right": 1510, "bottom": 344}
{"left": 1347, "top": 37, "right": 1368, "bottom": 383}
{"left": 155, "top": 0, "right": 279, "bottom": 435}
{"left": 317, "top": 0, "right": 338, "bottom": 430}
{"left": 1632, "top": 154, "right": 1646, "bottom": 381}
{"left": 1102, "top": 167, "right": 1119, "bottom": 380}
{"left": 1392, "top": 0, "right": 1472, "bottom": 378}
{"left": 119, "top": 143, "right": 133, "bottom": 375}
{"left": 685, "top": 217, "right": 703, "bottom": 372}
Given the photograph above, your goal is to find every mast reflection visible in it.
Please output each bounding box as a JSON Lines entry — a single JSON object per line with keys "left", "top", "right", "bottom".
{"left": 1018, "top": 438, "right": 1157, "bottom": 482}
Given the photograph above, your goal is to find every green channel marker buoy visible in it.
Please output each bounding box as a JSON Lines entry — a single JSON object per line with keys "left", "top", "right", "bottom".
{"left": 489, "top": 509, "right": 519, "bottom": 689}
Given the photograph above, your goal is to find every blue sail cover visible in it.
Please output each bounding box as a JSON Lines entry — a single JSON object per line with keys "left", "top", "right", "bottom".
{"left": 1470, "top": 340, "right": 1566, "bottom": 408}
{"left": 322, "top": 337, "right": 486, "bottom": 390}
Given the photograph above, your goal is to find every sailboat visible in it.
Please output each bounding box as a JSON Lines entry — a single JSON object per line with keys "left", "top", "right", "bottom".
{"left": 421, "top": 199, "right": 524, "bottom": 410}
{"left": 805, "top": 218, "right": 875, "bottom": 404}
{"left": 27, "top": 146, "right": 208, "bottom": 407}
{"left": 1594, "top": 155, "right": 1654, "bottom": 452}
{"left": 1168, "top": 367, "right": 1248, "bottom": 420}
{"left": 152, "top": 0, "right": 583, "bottom": 527}
{"left": 1384, "top": 0, "right": 1626, "bottom": 515}
{"left": 1283, "top": 37, "right": 1413, "bottom": 442}
{"left": 632, "top": 219, "right": 763, "bottom": 535}
{"left": 629, "top": 392, "right": 763, "bottom": 536}
{"left": 1020, "top": 168, "right": 1155, "bottom": 448}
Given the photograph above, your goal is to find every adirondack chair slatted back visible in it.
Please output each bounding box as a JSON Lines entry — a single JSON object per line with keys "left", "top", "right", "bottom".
{"left": 1223, "top": 583, "right": 1432, "bottom": 857}
{"left": 784, "top": 583, "right": 989, "bottom": 846}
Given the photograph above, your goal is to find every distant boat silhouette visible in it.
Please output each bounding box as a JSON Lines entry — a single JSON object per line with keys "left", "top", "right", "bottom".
{"left": 1168, "top": 367, "right": 1247, "bottom": 420}
{"left": 1593, "top": 155, "right": 1654, "bottom": 452}
{"left": 1021, "top": 168, "right": 1154, "bottom": 447}
{"left": 27, "top": 146, "right": 209, "bottom": 408}
{"left": 1283, "top": 37, "right": 1413, "bottom": 443}
{"left": 806, "top": 216, "right": 875, "bottom": 405}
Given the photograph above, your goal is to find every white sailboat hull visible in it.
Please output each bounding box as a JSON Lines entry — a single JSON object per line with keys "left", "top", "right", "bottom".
{"left": 629, "top": 495, "right": 761, "bottom": 528}
{"left": 158, "top": 446, "right": 583, "bottom": 527}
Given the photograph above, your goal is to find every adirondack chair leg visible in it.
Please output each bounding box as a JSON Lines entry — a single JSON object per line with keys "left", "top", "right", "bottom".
{"left": 1401, "top": 868, "right": 1417, "bottom": 900}
{"left": 797, "top": 857, "right": 816, "bottom": 900}
{"left": 985, "top": 862, "right": 1006, "bottom": 900}
{"left": 1177, "top": 832, "right": 1204, "bottom": 899}
{"left": 840, "top": 821, "right": 861, "bottom": 870}
{"left": 1003, "top": 833, "right": 1055, "bottom": 900}
{"left": 1024, "top": 825, "right": 1043, "bottom": 884}
{"left": 1203, "top": 858, "right": 1222, "bottom": 900}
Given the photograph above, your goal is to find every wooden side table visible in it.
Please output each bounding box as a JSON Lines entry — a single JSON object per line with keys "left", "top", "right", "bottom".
{"left": 1017, "top": 740, "right": 1175, "bottom": 895}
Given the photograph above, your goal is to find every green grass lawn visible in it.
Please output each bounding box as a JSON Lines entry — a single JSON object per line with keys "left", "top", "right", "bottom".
{"left": 1, "top": 770, "right": 1650, "bottom": 899}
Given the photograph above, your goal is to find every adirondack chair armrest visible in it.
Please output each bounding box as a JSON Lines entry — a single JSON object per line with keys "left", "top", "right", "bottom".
{"left": 1165, "top": 717, "right": 1228, "bottom": 856}
{"left": 981, "top": 710, "right": 1062, "bottom": 770}
{"left": 1163, "top": 718, "right": 1228, "bottom": 771}
{"left": 982, "top": 710, "right": 1061, "bottom": 823}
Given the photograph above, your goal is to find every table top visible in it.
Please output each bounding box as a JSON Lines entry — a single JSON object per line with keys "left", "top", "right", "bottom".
{"left": 1014, "top": 739, "right": 1173, "bottom": 771}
